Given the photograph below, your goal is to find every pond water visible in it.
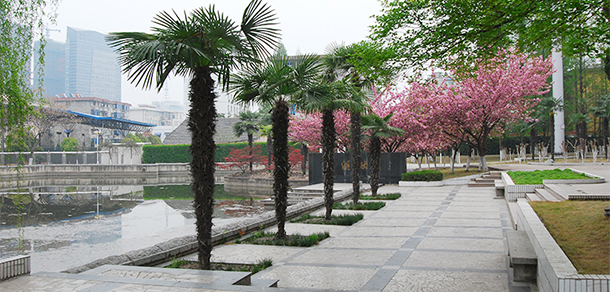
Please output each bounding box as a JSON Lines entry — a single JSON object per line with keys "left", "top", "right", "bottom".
{"left": 0, "top": 182, "right": 265, "bottom": 273}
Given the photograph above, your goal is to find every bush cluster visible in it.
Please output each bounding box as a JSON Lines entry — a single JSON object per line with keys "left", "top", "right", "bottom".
{"left": 142, "top": 142, "right": 271, "bottom": 164}
{"left": 401, "top": 170, "right": 443, "bottom": 181}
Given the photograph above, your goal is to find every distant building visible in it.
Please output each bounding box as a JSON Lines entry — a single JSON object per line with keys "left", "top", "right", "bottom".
{"left": 129, "top": 104, "right": 185, "bottom": 141}
{"left": 53, "top": 96, "right": 131, "bottom": 119}
{"left": 65, "top": 27, "right": 121, "bottom": 102}
{"left": 33, "top": 39, "right": 65, "bottom": 99}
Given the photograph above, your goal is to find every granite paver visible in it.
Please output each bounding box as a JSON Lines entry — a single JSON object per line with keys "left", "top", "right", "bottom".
{"left": 0, "top": 181, "right": 524, "bottom": 291}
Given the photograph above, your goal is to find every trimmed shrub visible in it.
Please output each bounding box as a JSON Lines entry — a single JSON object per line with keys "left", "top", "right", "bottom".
{"left": 401, "top": 170, "right": 443, "bottom": 181}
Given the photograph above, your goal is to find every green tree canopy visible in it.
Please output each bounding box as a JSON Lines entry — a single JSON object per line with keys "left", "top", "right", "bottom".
{"left": 371, "top": 0, "right": 610, "bottom": 80}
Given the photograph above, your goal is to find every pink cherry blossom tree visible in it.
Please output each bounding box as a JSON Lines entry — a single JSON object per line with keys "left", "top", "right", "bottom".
{"left": 437, "top": 49, "right": 554, "bottom": 170}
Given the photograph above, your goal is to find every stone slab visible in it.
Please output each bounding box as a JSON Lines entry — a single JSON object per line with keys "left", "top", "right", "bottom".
{"left": 417, "top": 237, "right": 505, "bottom": 253}
{"left": 403, "top": 250, "right": 506, "bottom": 270}
{"left": 339, "top": 226, "right": 418, "bottom": 237}
{"left": 258, "top": 265, "right": 377, "bottom": 290}
{"left": 382, "top": 269, "right": 509, "bottom": 292}
{"left": 291, "top": 248, "right": 395, "bottom": 266}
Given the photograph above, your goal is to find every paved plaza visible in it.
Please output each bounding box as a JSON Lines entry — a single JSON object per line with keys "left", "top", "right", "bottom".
{"left": 1, "top": 181, "right": 537, "bottom": 292}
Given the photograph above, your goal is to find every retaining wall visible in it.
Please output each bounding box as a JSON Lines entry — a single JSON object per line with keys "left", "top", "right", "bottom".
{"left": 224, "top": 176, "right": 309, "bottom": 197}
{"left": 514, "top": 200, "right": 609, "bottom": 291}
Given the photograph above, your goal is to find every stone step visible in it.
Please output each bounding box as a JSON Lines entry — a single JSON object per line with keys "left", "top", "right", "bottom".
{"left": 525, "top": 192, "right": 543, "bottom": 202}
{"left": 543, "top": 184, "right": 573, "bottom": 200}
{"left": 483, "top": 174, "right": 501, "bottom": 179}
{"left": 475, "top": 178, "right": 496, "bottom": 183}
{"left": 468, "top": 181, "right": 494, "bottom": 187}
{"left": 535, "top": 188, "right": 563, "bottom": 202}
{"left": 39, "top": 264, "right": 279, "bottom": 290}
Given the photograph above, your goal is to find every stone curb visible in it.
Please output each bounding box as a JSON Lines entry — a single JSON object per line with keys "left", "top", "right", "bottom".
{"left": 62, "top": 188, "right": 354, "bottom": 274}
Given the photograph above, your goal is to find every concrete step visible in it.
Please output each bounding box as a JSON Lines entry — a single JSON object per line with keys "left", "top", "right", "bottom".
{"left": 468, "top": 181, "right": 494, "bottom": 187}
{"left": 543, "top": 184, "right": 573, "bottom": 200}
{"left": 475, "top": 178, "right": 496, "bottom": 183}
{"left": 535, "top": 188, "right": 563, "bottom": 202}
{"left": 251, "top": 278, "right": 279, "bottom": 288}
{"left": 525, "top": 192, "right": 543, "bottom": 202}
{"left": 483, "top": 174, "right": 501, "bottom": 179}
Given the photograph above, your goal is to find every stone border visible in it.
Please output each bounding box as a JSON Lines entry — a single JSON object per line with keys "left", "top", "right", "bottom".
{"left": 503, "top": 169, "right": 605, "bottom": 202}
{"left": 63, "top": 189, "right": 353, "bottom": 274}
{"left": 513, "top": 199, "right": 610, "bottom": 292}
{"left": 398, "top": 173, "right": 483, "bottom": 187}
{"left": 0, "top": 255, "right": 30, "bottom": 281}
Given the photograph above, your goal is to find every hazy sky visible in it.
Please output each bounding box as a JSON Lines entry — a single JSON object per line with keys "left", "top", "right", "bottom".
{"left": 49, "top": 0, "right": 382, "bottom": 107}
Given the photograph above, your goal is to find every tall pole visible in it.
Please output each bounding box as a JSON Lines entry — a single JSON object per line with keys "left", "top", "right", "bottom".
{"left": 552, "top": 49, "right": 565, "bottom": 155}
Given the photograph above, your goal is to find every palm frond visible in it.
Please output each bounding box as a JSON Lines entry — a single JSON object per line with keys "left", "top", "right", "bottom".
{"left": 241, "top": 0, "right": 281, "bottom": 58}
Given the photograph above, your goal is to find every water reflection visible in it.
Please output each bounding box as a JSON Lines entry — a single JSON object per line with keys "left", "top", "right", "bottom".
{"left": 0, "top": 181, "right": 264, "bottom": 272}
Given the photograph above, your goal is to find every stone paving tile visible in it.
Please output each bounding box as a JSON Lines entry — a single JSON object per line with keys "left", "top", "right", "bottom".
{"left": 258, "top": 265, "right": 378, "bottom": 290}
{"left": 100, "top": 269, "right": 220, "bottom": 283}
{"left": 339, "top": 226, "right": 419, "bottom": 237}
{"left": 444, "top": 205, "right": 500, "bottom": 212}
{"left": 198, "top": 244, "right": 305, "bottom": 265}
{"left": 0, "top": 276, "right": 103, "bottom": 292}
{"left": 434, "top": 218, "right": 503, "bottom": 228}
{"left": 106, "top": 284, "right": 220, "bottom": 292}
{"left": 439, "top": 210, "right": 501, "bottom": 219}
{"left": 368, "top": 211, "right": 433, "bottom": 218}
{"left": 356, "top": 218, "right": 428, "bottom": 227}
{"left": 382, "top": 269, "right": 509, "bottom": 292}
{"left": 291, "top": 248, "right": 395, "bottom": 266}
{"left": 382, "top": 205, "right": 439, "bottom": 212}
{"left": 403, "top": 250, "right": 506, "bottom": 270}
{"left": 425, "top": 226, "right": 504, "bottom": 238}
{"left": 317, "top": 236, "right": 408, "bottom": 249}
{"left": 417, "top": 237, "right": 505, "bottom": 252}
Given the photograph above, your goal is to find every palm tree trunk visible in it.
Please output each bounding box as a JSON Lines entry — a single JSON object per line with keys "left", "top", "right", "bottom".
{"left": 273, "top": 100, "right": 289, "bottom": 239}
{"left": 322, "top": 109, "right": 336, "bottom": 220}
{"left": 350, "top": 110, "right": 361, "bottom": 205}
{"left": 188, "top": 67, "right": 217, "bottom": 270}
{"left": 370, "top": 136, "right": 381, "bottom": 197}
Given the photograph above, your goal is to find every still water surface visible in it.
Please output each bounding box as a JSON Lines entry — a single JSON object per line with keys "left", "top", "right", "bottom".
{"left": 0, "top": 183, "right": 263, "bottom": 272}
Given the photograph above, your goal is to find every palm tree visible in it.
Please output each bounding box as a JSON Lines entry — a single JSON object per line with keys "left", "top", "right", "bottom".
{"left": 322, "top": 43, "right": 371, "bottom": 205}
{"left": 296, "top": 81, "right": 354, "bottom": 220}
{"left": 259, "top": 124, "right": 273, "bottom": 167}
{"left": 233, "top": 111, "right": 261, "bottom": 171}
{"left": 362, "top": 113, "right": 405, "bottom": 197}
{"left": 107, "top": 0, "right": 279, "bottom": 269}
{"left": 231, "top": 50, "right": 321, "bottom": 238}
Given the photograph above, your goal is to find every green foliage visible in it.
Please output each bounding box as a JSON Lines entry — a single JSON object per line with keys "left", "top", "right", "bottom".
{"left": 60, "top": 137, "right": 79, "bottom": 152}
{"left": 360, "top": 193, "right": 401, "bottom": 200}
{"left": 1, "top": 0, "right": 58, "bottom": 141}
{"left": 291, "top": 213, "right": 364, "bottom": 225}
{"left": 401, "top": 170, "right": 443, "bottom": 181}
{"left": 508, "top": 169, "right": 594, "bottom": 185}
{"left": 333, "top": 201, "right": 386, "bottom": 210}
{"left": 236, "top": 231, "right": 330, "bottom": 247}
{"left": 147, "top": 134, "right": 162, "bottom": 145}
{"left": 142, "top": 142, "right": 271, "bottom": 164}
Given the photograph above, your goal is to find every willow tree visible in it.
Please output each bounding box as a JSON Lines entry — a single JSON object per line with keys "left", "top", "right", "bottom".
{"left": 108, "top": 0, "right": 280, "bottom": 269}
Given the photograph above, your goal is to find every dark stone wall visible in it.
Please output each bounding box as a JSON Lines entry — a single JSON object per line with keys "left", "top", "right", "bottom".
{"left": 309, "top": 152, "right": 406, "bottom": 184}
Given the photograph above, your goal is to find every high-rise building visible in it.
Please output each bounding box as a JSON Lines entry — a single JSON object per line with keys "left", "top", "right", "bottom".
{"left": 65, "top": 27, "right": 121, "bottom": 102}
{"left": 33, "top": 39, "right": 65, "bottom": 99}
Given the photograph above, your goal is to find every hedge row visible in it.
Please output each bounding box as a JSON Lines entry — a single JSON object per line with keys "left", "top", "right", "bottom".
{"left": 401, "top": 170, "right": 443, "bottom": 181}
{"left": 142, "top": 142, "right": 270, "bottom": 164}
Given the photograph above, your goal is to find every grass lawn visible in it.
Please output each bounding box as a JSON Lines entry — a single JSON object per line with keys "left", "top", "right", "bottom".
{"left": 508, "top": 169, "right": 594, "bottom": 185}
{"left": 529, "top": 200, "right": 610, "bottom": 274}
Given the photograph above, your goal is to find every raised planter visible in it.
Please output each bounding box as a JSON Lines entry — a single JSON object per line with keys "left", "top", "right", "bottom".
{"left": 502, "top": 169, "right": 605, "bottom": 202}
{"left": 513, "top": 200, "right": 610, "bottom": 291}
{"left": 398, "top": 181, "right": 444, "bottom": 187}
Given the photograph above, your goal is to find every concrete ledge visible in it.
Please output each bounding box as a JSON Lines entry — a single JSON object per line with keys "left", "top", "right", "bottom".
{"left": 514, "top": 199, "right": 610, "bottom": 291}
{"left": 0, "top": 255, "right": 30, "bottom": 281}
{"left": 399, "top": 181, "right": 443, "bottom": 187}
{"left": 63, "top": 189, "right": 353, "bottom": 274}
